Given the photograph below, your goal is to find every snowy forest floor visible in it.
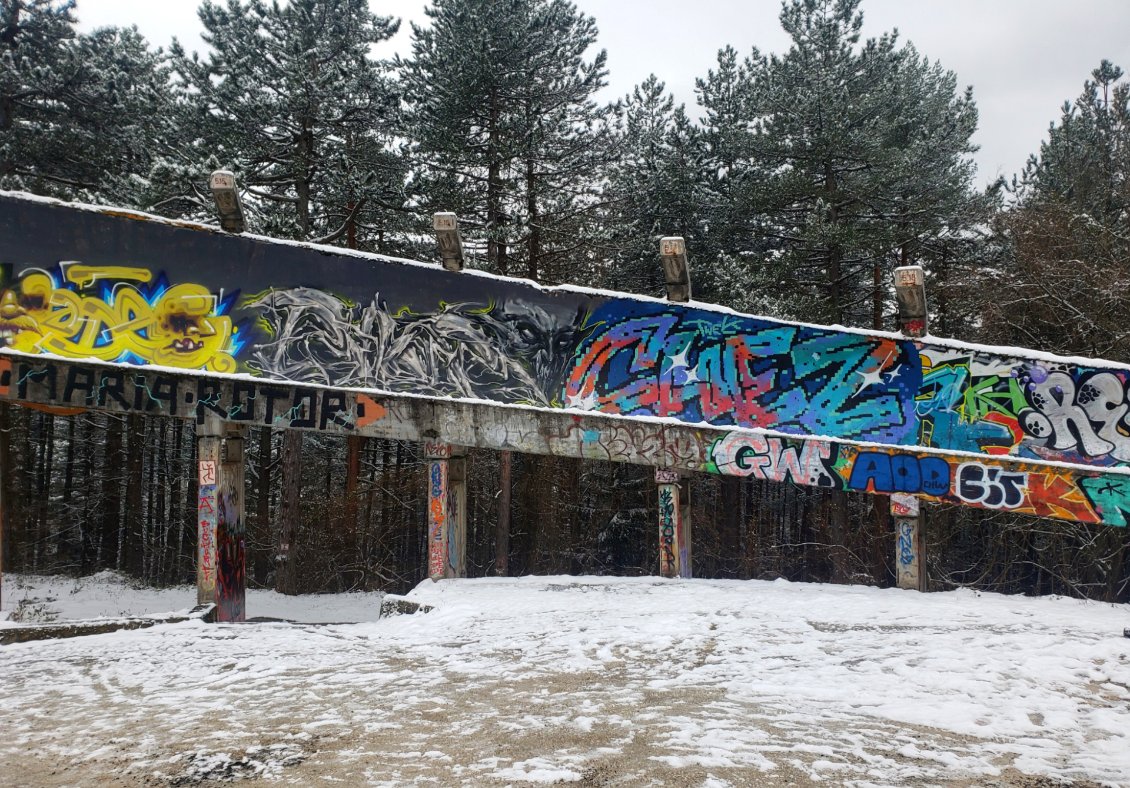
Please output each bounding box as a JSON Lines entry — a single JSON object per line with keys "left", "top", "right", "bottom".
{"left": 1, "top": 573, "right": 1128, "bottom": 787}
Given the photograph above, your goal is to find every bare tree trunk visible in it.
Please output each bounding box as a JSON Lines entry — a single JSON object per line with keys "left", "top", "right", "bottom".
{"left": 123, "top": 414, "right": 145, "bottom": 577}
{"left": 170, "top": 422, "right": 186, "bottom": 583}
{"left": 487, "top": 85, "right": 505, "bottom": 276}
{"left": 100, "top": 415, "right": 124, "bottom": 570}
{"left": 0, "top": 403, "right": 10, "bottom": 601}
{"left": 496, "top": 450, "right": 511, "bottom": 576}
{"left": 827, "top": 489, "right": 851, "bottom": 583}
{"left": 526, "top": 156, "right": 540, "bottom": 282}
{"left": 344, "top": 434, "right": 361, "bottom": 546}
{"left": 276, "top": 430, "right": 302, "bottom": 595}
{"left": 720, "top": 476, "right": 741, "bottom": 577}
{"left": 35, "top": 413, "right": 54, "bottom": 570}
{"left": 154, "top": 420, "right": 169, "bottom": 584}
{"left": 253, "top": 427, "right": 273, "bottom": 584}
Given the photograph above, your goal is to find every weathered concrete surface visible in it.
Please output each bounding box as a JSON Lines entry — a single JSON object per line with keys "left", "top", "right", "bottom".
{"left": 4, "top": 351, "right": 1130, "bottom": 528}
{"left": 0, "top": 604, "right": 215, "bottom": 646}
{"left": 378, "top": 596, "right": 433, "bottom": 618}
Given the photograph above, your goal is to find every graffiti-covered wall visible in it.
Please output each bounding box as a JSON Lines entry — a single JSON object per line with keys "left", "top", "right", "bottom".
{"left": 3, "top": 192, "right": 1130, "bottom": 526}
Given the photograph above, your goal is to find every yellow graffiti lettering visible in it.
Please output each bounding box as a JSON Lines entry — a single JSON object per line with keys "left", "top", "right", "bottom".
{"left": 63, "top": 264, "right": 153, "bottom": 288}
{"left": 0, "top": 267, "right": 236, "bottom": 372}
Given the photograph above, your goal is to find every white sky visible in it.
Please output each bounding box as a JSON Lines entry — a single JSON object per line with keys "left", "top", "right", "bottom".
{"left": 74, "top": 0, "right": 1130, "bottom": 187}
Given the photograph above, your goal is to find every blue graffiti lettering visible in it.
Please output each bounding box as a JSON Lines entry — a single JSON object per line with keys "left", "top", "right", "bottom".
{"left": 848, "top": 452, "right": 951, "bottom": 496}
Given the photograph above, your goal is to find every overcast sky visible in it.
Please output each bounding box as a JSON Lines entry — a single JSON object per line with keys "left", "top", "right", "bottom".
{"left": 74, "top": 0, "right": 1130, "bottom": 187}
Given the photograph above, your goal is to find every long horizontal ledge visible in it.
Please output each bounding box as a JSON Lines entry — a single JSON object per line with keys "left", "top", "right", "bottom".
{"left": 3, "top": 351, "right": 1127, "bottom": 529}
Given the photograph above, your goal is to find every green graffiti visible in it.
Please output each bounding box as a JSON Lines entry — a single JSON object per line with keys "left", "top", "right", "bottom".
{"left": 1079, "top": 475, "right": 1130, "bottom": 528}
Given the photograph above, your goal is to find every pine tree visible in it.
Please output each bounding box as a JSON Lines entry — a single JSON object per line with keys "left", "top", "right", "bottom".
{"left": 987, "top": 61, "right": 1130, "bottom": 360}
{"left": 602, "top": 75, "right": 703, "bottom": 296}
{"left": 700, "top": 0, "right": 979, "bottom": 326}
{"left": 1, "top": 0, "right": 80, "bottom": 190}
{"left": 400, "top": 0, "right": 613, "bottom": 282}
{"left": 694, "top": 46, "right": 780, "bottom": 312}
{"left": 1017, "top": 59, "right": 1128, "bottom": 226}
{"left": 0, "top": 1, "right": 172, "bottom": 201}
{"left": 164, "top": 0, "right": 405, "bottom": 247}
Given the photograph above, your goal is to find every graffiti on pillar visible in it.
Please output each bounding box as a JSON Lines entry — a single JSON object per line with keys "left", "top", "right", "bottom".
{"left": 895, "top": 518, "right": 919, "bottom": 587}
{"left": 217, "top": 486, "right": 246, "bottom": 622}
{"left": 890, "top": 493, "right": 919, "bottom": 518}
{"left": 677, "top": 496, "right": 691, "bottom": 579}
{"left": 427, "top": 460, "right": 448, "bottom": 580}
{"left": 447, "top": 475, "right": 462, "bottom": 578}
{"left": 658, "top": 485, "right": 677, "bottom": 577}
{"left": 424, "top": 441, "right": 454, "bottom": 459}
{"left": 197, "top": 460, "right": 218, "bottom": 595}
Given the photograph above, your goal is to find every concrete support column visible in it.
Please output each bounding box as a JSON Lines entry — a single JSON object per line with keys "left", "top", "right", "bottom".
{"left": 196, "top": 414, "right": 223, "bottom": 607}
{"left": 894, "top": 265, "right": 929, "bottom": 591}
{"left": 892, "top": 493, "right": 926, "bottom": 591}
{"left": 656, "top": 469, "right": 692, "bottom": 578}
{"left": 425, "top": 442, "right": 467, "bottom": 581}
{"left": 197, "top": 415, "right": 248, "bottom": 619}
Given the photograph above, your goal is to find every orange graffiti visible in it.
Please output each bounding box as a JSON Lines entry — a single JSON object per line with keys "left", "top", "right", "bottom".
{"left": 1024, "top": 472, "right": 1099, "bottom": 523}
{"left": 355, "top": 393, "right": 387, "bottom": 428}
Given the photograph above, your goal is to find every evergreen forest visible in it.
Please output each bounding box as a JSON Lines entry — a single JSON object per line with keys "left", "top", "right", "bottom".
{"left": 1, "top": 0, "right": 1128, "bottom": 600}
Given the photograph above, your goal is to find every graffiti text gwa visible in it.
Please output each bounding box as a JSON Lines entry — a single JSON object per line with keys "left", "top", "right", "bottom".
{"left": 707, "top": 433, "right": 1130, "bottom": 528}
{"left": 0, "top": 263, "right": 241, "bottom": 372}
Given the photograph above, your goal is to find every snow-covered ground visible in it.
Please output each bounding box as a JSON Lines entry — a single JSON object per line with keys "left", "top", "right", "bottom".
{"left": 1, "top": 573, "right": 1128, "bottom": 787}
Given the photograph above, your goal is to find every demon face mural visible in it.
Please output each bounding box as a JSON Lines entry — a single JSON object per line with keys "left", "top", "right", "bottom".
{"left": 0, "top": 263, "right": 243, "bottom": 372}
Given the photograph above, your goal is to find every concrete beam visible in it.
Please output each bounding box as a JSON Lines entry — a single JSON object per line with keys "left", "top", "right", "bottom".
{"left": 4, "top": 352, "right": 1130, "bottom": 530}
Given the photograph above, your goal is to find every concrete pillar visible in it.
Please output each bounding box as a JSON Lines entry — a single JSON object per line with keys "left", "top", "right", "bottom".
{"left": 892, "top": 493, "right": 926, "bottom": 591}
{"left": 656, "top": 469, "right": 692, "bottom": 578}
{"left": 893, "top": 265, "right": 929, "bottom": 591}
{"left": 196, "top": 414, "right": 223, "bottom": 607}
{"left": 425, "top": 442, "right": 467, "bottom": 581}
{"left": 197, "top": 415, "right": 248, "bottom": 619}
